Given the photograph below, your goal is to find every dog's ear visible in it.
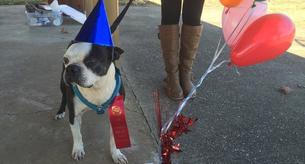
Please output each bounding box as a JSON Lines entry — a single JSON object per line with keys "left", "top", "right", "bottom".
{"left": 67, "top": 40, "right": 78, "bottom": 49}
{"left": 113, "top": 47, "right": 124, "bottom": 61}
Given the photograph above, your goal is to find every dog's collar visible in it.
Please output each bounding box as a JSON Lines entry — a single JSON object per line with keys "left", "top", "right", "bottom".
{"left": 71, "top": 68, "right": 122, "bottom": 115}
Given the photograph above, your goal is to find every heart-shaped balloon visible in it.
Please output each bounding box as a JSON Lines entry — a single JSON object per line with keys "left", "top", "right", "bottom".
{"left": 230, "top": 14, "right": 295, "bottom": 67}
{"left": 222, "top": 0, "right": 268, "bottom": 48}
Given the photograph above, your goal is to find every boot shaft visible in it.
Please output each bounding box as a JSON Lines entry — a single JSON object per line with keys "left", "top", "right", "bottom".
{"left": 179, "top": 24, "right": 203, "bottom": 97}
{"left": 159, "top": 25, "right": 180, "bottom": 73}
{"left": 159, "top": 25, "right": 184, "bottom": 100}
{"left": 180, "top": 24, "right": 203, "bottom": 71}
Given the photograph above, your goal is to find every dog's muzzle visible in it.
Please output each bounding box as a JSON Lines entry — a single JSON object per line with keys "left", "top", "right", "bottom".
{"left": 64, "top": 64, "right": 93, "bottom": 88}
{"left": 65, "top": 64, "right": 82, "bottom": 84}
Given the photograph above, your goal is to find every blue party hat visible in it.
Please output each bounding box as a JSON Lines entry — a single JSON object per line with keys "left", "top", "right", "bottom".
{"left": 75, "top": 0, "right": 113, "bottom": 47}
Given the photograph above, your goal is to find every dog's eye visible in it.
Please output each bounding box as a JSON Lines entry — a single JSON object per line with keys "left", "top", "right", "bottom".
{"left": 85, "top": 60, "right": 96, "bottom": 67}
{"left": 63, "top": 57, "right": 69, "bottom": 65}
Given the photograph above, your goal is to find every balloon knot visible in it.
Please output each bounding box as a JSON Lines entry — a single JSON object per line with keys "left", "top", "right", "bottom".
{"left": 228, "top": 62, "right": 233, "bottom": 67}
{"left": 225, "top": 8, "right": 230, "bottom": 14}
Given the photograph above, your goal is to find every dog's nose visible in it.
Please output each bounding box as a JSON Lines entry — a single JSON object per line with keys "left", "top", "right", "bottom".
{"left": 66, "top": 64, "right": 81, "bottom": 76}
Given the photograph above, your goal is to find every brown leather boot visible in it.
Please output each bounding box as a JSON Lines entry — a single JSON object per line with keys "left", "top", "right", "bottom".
{"left": 179, "top": 24, "right": 203, "bottom": 97}
{"left": 159, "top": 25, "right": 183, "bottom": 100}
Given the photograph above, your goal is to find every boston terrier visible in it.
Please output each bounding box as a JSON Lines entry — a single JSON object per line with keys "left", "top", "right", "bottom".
{"left": 55, "top": 42, "right": 127, "bottom": 163}
{"left": 53, "top": 0, "right": 133, "bottom": 163}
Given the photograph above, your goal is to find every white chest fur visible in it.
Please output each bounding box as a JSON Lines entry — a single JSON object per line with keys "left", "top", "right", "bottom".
{"left": 74, "top": 63, "right": 116, "bottom": 116}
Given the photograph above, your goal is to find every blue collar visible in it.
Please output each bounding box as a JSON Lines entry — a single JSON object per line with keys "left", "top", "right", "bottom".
{"left": 72, "top": 68, "right": 121, "bottom": 115}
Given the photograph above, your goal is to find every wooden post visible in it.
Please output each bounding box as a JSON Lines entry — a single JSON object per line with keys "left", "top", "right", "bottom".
{"left": 84, "top": 0, "right": 119, "bottom": 45}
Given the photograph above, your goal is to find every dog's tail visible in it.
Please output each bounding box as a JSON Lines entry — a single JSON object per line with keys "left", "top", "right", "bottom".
{"left": 110, "top": 0, "right": 134, "bottom": 34}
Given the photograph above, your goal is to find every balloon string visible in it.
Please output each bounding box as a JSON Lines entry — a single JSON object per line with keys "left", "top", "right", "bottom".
{"left": 226, "top": 1, "right": 257, "bottom": 47}
{"left": 225, "top": 8, "right": 230, "bottom": 14}
{"left": 225, "top": 7, "right": 250, "bottom": 43}
{"left": 230, "top": 7, "right": 255, "bottom": 48}
{"left": 229, "top": 0, "right": 268, "bottom": 48}
{"left": 161, "top": 38, "right": 230, "bottom": 134}
{"left": 234, "top": 65, "right": 241, "bottom": 76}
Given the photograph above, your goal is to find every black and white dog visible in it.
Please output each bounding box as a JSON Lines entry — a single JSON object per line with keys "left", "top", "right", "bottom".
{"left": 55, "top": 41, "right": 127, "bottom": 163}
{"left": 52, "top": 0, "right": 136, "bottom": 162}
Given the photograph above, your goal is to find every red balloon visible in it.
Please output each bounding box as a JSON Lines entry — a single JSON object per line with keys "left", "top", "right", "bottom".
{"left": 230, "top": 14, "right": 295, "bottom": 67}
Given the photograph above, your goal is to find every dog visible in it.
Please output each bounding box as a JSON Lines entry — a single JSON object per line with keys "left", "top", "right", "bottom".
{"left": 54, "top": 0, "right": 133, "bottom": 162}
{"left": 54, "top": 41, "right": 127, "bottom": 163}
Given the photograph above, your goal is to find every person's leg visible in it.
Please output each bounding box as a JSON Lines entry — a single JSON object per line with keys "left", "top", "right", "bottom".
{"left": 159, "top": 0, "right": 184, "bottom": 100}
{"left": 161, "top": 0, "right": 182, "bottom": 25}
{"left": 182, "top": 0, "right": 205, "bottom": 26}
{"left": 179, "top": 0, "right": 205, "bottom": 97}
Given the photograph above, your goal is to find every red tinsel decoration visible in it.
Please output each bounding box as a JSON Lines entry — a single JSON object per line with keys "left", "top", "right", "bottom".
{"left": 161, "top": 115, "right": 197, "bottom": 164}
{"left": 153, "top": 90, "right": 162, "bottom": 136}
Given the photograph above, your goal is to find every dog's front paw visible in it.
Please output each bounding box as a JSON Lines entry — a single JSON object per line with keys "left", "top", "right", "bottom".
{"left": 112, "top": 149, "right": 128, "bottom": 164}
{"left": 54, "top": 112, "right": 65, "bottom": 120}
{"left": 72, "top": 145, "right": 85, "bottom": 160}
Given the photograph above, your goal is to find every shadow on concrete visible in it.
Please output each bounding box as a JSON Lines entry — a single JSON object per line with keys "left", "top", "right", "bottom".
{"left": 120, "top": 6, "right": 305, "bottom": 164}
